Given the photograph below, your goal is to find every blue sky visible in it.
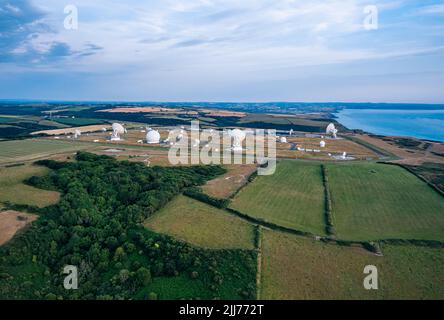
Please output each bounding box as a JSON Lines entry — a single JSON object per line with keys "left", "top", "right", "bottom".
{"left": 0, "top": 0, "right": 444, "bottom": 103}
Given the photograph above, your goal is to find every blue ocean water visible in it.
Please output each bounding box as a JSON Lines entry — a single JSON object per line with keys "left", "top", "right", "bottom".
{"left": 336, "top": 109, "right": 444, "bottom": 142}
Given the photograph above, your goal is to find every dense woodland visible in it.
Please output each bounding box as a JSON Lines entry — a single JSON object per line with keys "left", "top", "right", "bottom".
{"left": 0, "top": 153, "right": 256, "bottom": 299}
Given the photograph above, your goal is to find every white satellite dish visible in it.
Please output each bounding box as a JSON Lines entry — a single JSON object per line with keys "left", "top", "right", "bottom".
{"left": 326, "top": 123, "right": 338, "bottom": 139}
{"left": 74, "top": 130, "right": 82, "bottom": 139}
{"left": 111, "top": 123, "right": 125, "bottom": 141}
{"left": 320, "top": 140, "right": 326, "bottom": 148}
{"left": 229, "top": 129, "right": 246, "bottom": 152}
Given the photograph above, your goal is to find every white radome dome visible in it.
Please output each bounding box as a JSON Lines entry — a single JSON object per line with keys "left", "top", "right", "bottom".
{"left": 280, "top": 137, "right": 287, "bottom": 143}
{"left": 320, "top": 140, "right": 326, "bottom": 148}
{"left": 146, "top": 129, "right": 160, "bottom": 144}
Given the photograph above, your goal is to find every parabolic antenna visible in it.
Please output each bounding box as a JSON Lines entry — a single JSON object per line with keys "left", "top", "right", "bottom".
{"left": 326, "top": 123, "right": 338, "bottom": 138}
{"left": 229, "top": 129, "right": 246, "bottom": 152}
{"left": 111, "top": 123, "right": 125, "bottom": 141}
{"left": 74, "top": 130, "right": 81, "bottom": 139}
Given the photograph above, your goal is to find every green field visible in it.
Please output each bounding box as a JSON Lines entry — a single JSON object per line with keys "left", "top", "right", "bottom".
{"left": 261, "top": 229, "right": 444, "bottom": 300}
{"left": 0, "top": 139, "right": 93, "bottom": 164}
{"left": 144, "top": 195, "right": 255, "bottom": 249}
{"left": 327, "top": 162, "right": 444, "bottom": 241}
{"left": 0, "top": 117, "right": 18, "bottom": 124}
{"left": 54, "top": 117, "right": 107, "bottom": 126}
{"left": 230, "top": 160, "right": 326, "bottom": 235}
{"left": 0, "top": 164, "right": 60, "bottom": 207}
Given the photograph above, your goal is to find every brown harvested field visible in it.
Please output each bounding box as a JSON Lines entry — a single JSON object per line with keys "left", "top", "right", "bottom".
{"left": 32, "top": 124, "right": 112, "bottom": 136}
{"left": 352, "top": 134, "right": 444, "bottom": 165}
{"left": 276, "top": 136, "right": 377, "bottom": 160}
{"left": 202, "top": 164, "right": 258, "bottom": 199}
{"left": 0, "top": 211, "right": 38, "bottom": 246}
{"left": 261, "top": 229, "right": 444, "bottom": 300}
{"left": 53, "top": 127, "right": 170, "bottom": 147}
{"left": 200, "top": 109, "right": 246, "bottom": 118}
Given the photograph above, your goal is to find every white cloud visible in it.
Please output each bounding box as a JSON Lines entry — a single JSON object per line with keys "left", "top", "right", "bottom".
{"left": 417, "top": 4, "right": 444, "bottom": 15}
{"left": 10, "top": 0, "right": 444, "bottom": 85}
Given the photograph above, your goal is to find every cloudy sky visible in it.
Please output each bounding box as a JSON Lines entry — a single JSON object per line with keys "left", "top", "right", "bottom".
{"left": 0, "top": 0, "right": 443, "bottom": 102}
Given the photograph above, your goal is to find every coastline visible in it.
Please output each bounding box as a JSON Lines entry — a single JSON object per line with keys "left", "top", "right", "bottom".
{"left": 334, "top": 108, "right": 444, "bottom": 143}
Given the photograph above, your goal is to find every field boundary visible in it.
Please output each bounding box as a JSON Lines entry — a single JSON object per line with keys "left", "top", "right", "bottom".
{"left": 183, "top": 187, "right": 229, "bottom": 208}
{"left": 186, "top": 196, "right": 444, "bottom": 253}
{"left": 228, "top": 170, "right": 258, "bottom": 200}
{"left": 255, "top": 226, "right": 262, "bottom": 300}
{"left": 321, "top": 164, "right": 335, "bottom": 237}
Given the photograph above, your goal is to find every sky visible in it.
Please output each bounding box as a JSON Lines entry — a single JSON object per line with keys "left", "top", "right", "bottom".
{"left": 0, "top": 0, "right": 444, "bottom": 103}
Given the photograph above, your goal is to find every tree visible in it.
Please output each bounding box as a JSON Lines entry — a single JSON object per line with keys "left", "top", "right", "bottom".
{"left": 136, "top": 267, "right": 152, "bottom": 286}
{"left": 114, "top": 247, "right": 126, "bottom": 262}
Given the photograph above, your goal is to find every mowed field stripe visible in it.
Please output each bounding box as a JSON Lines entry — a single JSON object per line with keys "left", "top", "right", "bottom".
{"left": 229, "top": 160, "right": 326, "bottom": 236}
{"left": 328, "top": 162, "right": 444, "bottom": 241}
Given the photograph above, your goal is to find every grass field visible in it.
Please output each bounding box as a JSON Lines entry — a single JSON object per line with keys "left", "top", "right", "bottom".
{"left": 0, "top": 164, "right": 60, "bottom": 207}
{"left": 144, "top": 195, "right": 255, "bottom": 249}
{"left": 202, "top": 164, "right": 257, "bottom": 199}
{"left": 327, "top": 162, "right": 444, "bottom": 241}
{"left": 0, "top": 139, "right": 93, "bottom": 164}
{"left": 230, "top": 160, "right": 326, "bottom": 235}
{"left": 261, "top": 229, "right": 444, "bottom": 300}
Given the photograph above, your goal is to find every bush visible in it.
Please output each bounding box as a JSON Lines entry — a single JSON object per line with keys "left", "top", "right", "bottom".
{"left": 148, "top": 292, "right": 158, "bottom": 300}
{"left": 183, "top": 187, "right": 229, "bottom": 208}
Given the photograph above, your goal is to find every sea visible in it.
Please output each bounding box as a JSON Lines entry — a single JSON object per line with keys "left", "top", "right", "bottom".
{"left": 335, "top": 109, "right": 444, "bottom": 142}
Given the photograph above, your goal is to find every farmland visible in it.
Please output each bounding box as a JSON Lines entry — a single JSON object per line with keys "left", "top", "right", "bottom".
{"left": 327, "top": 162, "right": 444, "bottom": 241}
{"left": 0, "top": 164, "right": 60, "bottom": 208}
{"left": 230, "top": 160, "right": 326, "bottom": 235}
{"left": 53, "top": 117, "right": 108, "bottom": 126}
{"left": 202, "top": 164, "right": 257, "bottom": 199}
{"left": 144, "top": 195, "right": 255, "bottom": 249}
{"left": 0, "top": 139, "right": 94, "bottom": 164}
{"left": 260, "top": 229, "right": 444, "bottom": 300}
{"left": 1, "top": 101, "right": 444, "bottom": 301}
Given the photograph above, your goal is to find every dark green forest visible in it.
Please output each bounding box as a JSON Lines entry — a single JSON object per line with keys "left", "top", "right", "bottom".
{"left": 0, "top": 153, "right": 256, "bottom": 300}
